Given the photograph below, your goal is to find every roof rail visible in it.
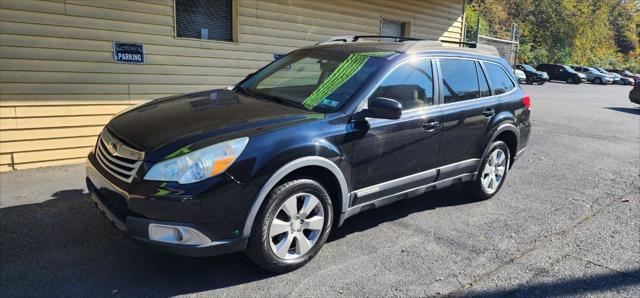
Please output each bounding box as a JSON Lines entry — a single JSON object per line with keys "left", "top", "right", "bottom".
{"left": 315, "top": 35, "right": 500, "bottom": 57}
{"left": 317, "top": 35, "right": 422, "bottom": 45}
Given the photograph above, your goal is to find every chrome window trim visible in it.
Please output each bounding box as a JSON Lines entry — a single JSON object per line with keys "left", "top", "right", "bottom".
{"left": 435, "top": 57, "right": 519, "bottom": 108}
{"left": 354, "top": 56, "right": 437, "bottom": 116}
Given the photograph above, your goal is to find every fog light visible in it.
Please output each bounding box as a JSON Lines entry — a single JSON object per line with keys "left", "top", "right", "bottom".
{"left": 148, "top": 224, "right": 212, "bottom": 246}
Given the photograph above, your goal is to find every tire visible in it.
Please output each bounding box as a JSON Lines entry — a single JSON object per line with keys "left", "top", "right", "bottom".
{"left": 594, "top": 77, "right": 602, "bottom": 85}
{"left": 526, "top": 78, "right": 533, "bottom": 85}
{"left": 566, "top": 77, "right": 574, "bottom": 84}
{"left": 538, "top": 81, "right": 545, "bottom": 85}
{"left": 463, "top": 141, "right": 510, "bottom": 200}
{"left": 246, "top": 177, "right": 333, "bottom": 273}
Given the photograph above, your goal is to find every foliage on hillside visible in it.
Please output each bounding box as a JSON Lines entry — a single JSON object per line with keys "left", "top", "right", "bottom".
{"left": 466, "top": 0, "right": 640, "bottom": 72}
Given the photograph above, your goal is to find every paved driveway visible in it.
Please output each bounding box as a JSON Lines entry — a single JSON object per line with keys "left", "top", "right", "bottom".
{"left": 1, "top": 83, "right": 639, "bottom": 297}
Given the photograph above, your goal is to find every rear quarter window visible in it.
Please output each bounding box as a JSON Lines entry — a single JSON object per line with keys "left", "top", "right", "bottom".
{"left": 485, "top": 63, "right": 516, "bottom": 95}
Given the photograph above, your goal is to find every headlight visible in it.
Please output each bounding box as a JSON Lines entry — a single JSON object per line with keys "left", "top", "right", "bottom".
{"left": 144, "top": 137, "right": 249, "bottom": 184}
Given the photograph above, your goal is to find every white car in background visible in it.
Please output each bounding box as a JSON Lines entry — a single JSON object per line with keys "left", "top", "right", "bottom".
{"left": 514, "top": 68, "right": 526, "bottom": 83}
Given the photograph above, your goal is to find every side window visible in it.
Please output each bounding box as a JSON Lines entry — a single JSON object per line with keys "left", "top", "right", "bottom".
{"left": 485, "top": 63, "right": 516, "bottom": 95}
{"left": 440, "top": 59, "right": 479, "bottom": 103}
{"left": 476, "top": 61, "right": 491, "bottom": 97}
{"left": 370, "top": 59, "right": 434, "bottom": 110}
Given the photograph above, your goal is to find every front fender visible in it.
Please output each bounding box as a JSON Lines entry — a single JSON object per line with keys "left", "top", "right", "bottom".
{"left": 240, "top": 155, "right": 350, "bottom": 238}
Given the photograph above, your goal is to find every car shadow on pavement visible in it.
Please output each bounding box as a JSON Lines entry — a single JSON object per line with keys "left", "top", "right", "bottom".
{"left": 605, "top": 107, "right": 640, "bottom": 115}
{"left": 461, "top": 268, "right": 640, "bottom": 297}
{"left": 0, "top": 189, "right": 273, "bottom": 297}
{"left": 0, "top": 185, "right": 475, "bottom": 297}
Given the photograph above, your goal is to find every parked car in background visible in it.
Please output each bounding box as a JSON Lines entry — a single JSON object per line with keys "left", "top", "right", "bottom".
{"left": 515, "top": 64, "right": 549, "bottom": 85}
{"left": 514, "top": 68, "right": 526, "bottom": 83}
{"left": 572, "top": 66, "right": 614, "bottom": 85}
{"left": 537, "top": 64, "right": 585, "bottom": 84}
{"left": 595, "top": 67, "right": 633, "bottom": 85}
{"left": 631, "top": 80, "right": 640, "bottom": 104}
{"left": 607, "top": 69, "right": 640, "bottom": 83}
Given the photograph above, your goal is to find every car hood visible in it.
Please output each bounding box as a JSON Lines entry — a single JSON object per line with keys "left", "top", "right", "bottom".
{"left": 107, "top": 89, "right": 321, "bottom": 161}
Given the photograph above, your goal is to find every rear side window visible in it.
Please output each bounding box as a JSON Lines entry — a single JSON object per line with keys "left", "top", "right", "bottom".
{"left": 371, "top": 58, "right": 434, "bottom": 110}
{"left": 440, "top": 59, "right": 479, "bottom": 103}
{"left": 485, "top": 63, "right": 515, "bottom": 95}
{"left": 477, "top": 61, "right": 491, "bottom": 97}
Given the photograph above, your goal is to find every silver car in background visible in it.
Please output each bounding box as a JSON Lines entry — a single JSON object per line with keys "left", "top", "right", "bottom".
{"left": 595, "top": 67, "right": 634, "bottom": 85}
{"left": 573, "top": 66, "right": 614, "bottom": 85}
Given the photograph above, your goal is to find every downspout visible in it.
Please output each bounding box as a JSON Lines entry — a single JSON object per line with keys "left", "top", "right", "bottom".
{"left": 461, "top": 0, "right": 467, "bottom": 43}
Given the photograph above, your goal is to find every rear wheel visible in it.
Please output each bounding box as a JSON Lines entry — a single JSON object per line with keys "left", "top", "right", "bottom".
{"left": 594, "top": 77, "right": 603, "bottom": 85}
{"left": 246, "top": 178, "right": 333, "bottom": 273}
{"left": 464, "top": 141, "right": 510, "bottom": 200}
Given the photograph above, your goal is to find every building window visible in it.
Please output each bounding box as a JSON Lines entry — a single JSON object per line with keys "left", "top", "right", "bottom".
{"left": 380, "top": 19, "right": 409, "bottom": 37}
{"left": 175, "top": 0, "right": 235, "bottom": 42}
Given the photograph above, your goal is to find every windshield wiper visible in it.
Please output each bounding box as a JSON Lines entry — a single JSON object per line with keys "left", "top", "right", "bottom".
{"left": 259, "top": 94, "right": 308, "bottom": 110}
{"left": 235, "top": 86, "right": 308, "bottom": 111}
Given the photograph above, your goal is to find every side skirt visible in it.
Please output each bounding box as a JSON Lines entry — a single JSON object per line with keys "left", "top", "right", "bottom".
{"left": 343, "top": 172, "right": 476, "bottom": 220}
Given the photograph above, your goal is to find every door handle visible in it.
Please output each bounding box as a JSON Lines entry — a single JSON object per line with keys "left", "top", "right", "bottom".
{"left": 422, "top": 120, "right": 440, "bottom": 131}
{"left": 482, "top": 108, "right": 496, "bottom": 117}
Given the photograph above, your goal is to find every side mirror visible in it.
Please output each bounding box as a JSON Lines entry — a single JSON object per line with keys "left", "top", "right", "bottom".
{"left": 365, "top": 97, "right": 402, "bottom": 120}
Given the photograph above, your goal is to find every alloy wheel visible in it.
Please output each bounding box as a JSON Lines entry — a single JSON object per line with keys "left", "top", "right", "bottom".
{"left": 268, "top": 193, "right": 325, "bottom": 260}
{"left": 481, "top": 149, "right": 507, "bottom": 194}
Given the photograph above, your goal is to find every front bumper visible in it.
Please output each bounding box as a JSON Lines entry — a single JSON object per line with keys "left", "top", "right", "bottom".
{"left": 87, "top": 177, "right": 247, "bottom": 257}
{"left": 85, "top": 152, "right": 257, "bottom": 257}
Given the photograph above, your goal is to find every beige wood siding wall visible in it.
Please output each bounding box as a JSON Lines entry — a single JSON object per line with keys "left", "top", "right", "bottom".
{"left": 0, "top": 0, "right": 465, "bottom": 171}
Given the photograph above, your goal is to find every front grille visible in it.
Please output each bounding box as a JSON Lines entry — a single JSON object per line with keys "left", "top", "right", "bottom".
{"left": 94, "top": 131, "right": 144, "bottom": 183}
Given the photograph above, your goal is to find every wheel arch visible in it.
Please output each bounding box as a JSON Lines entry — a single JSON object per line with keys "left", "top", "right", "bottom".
{"left": 479, "top": 123, "right": 519, "bottom": 172}
{"left": 241, "top": 156, "right": 349, "bottom": 238}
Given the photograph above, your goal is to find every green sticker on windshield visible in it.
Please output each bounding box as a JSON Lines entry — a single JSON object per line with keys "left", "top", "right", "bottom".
{"left": 301, "top": 51, "right": 392, "bottom": 110}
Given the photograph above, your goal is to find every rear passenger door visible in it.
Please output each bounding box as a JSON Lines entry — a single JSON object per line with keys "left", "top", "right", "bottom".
{"left": 435, "top": 58, "right": 496, "bottom": 179}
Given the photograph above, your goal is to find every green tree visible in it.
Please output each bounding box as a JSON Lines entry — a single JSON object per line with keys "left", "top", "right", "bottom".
{"left": 466, "top": 0, "right": 640, "bottom": 72}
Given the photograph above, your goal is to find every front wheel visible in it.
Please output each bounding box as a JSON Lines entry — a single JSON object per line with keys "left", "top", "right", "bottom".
{"left": 246, "top": 178, "right": 333, "bottom": 273}
{"left": 594, "top": 77, "right": 603, "bottom": 85}
{"left": 566, "top": 77, "right": 574, "bottom": 84}
{"left": 463, "top": 141, "right": 510, "bottom": 200}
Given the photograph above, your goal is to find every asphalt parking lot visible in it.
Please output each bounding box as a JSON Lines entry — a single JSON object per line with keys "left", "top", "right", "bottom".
{"left": 1, "top": 82, "right": 639, "bottom": 297}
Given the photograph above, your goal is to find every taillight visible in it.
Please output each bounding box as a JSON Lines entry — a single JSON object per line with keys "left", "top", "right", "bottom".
{"left": 522, "top": 94, "right": 531, "bottom": 109}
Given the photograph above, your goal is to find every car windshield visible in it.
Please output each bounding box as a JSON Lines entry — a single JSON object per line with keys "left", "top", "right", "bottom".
{"left": 595, "top": 68, "right": 608, "bottom": 74}
{"left": 563, "top": 65, "right": 577, "bottom": 73}
{"left": 521, "top": 64, "right": 537, "bottom": 72}
{"left": 586, "top": 67, "right": 599, "bottom": 73}
{"left": 238, "top": 48, "right": 391, "bottom": 113}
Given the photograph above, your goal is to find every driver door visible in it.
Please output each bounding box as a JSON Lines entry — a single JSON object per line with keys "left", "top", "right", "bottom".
{"left": 349, "top": 58, "right": 443, "bottom": 206}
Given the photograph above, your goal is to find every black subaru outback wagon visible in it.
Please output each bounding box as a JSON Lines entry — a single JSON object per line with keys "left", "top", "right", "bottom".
{"left": 87, "top": 37, "right": 531, "bottom": 272}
